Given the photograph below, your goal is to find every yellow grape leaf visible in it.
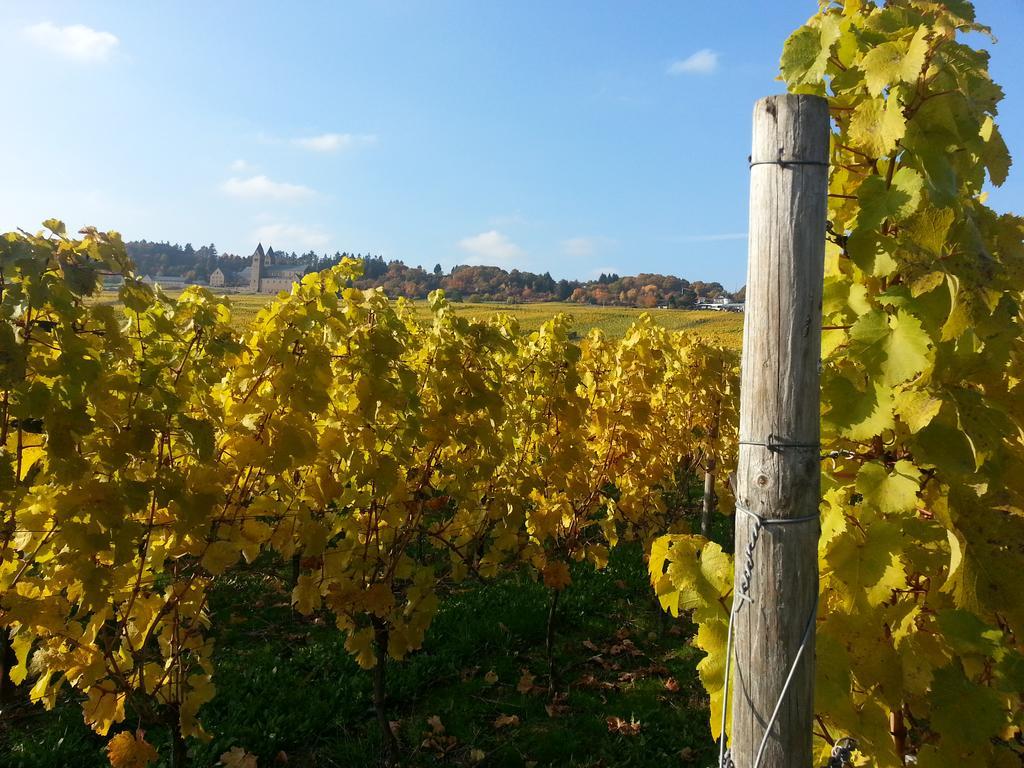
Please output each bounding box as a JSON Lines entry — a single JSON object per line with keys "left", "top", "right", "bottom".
{"left": 201, "top": 540, "right": 240, "bottom": 576}
{"left": 855, "top": 460, "right": 922, "bottom": 515}
{"left": 542, "top": 561, "right": 572, "bottom": 591}
{"left": 10, "top": 633, "right": 32, "bottom": 685}
{"left": 860, "top": 26, "right": 929, "bottom": 97}
{"left": 848, "top": 97, "right": 906, "bottom": 157}
{"left": 694, "top": 619, "right": 730, "bottom": 740}
{"left": 291, "top": 573, "right": 322, "bottom": 615}
{"left": 894, "top": 389, "right": 943, "bottom": 433}
{"left": 84, "top": 687, "right": 126, "bottom": 736}
{"left": 649, "top": 535, "right": 731, "bottom": 623}
{"left": 345, "top": 627, "right": 378, "bottom": 669}
{"left": 106, "top": 731, "right": 159, "bottom": 768}
{"left": 364, "top": 582, "right": 396, "bottom": 617}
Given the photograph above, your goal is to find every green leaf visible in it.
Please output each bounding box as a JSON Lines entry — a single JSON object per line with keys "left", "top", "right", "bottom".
{"left": 894, "top": 388, "right": 943, "bottom": 433}
{"left": 928, "top": 664, "right": 1007, "bottom": 751}
{"left": 903, "top": 205, "right": 957, "bottom": 257}
{"left": 779, "top": 17, "right": 840, "bottom": 87}
{"left": 822, "top": 374, "right": 895, "bottom": 442}
{"left": 42, "top": 218, "right": 66, "bottom": 235}
{"left": 826, "top": 521, "right": 906, "bottom": 607}
{"left": 848, "top": 309, "right": 933, "bottom": 387}
{"left": 847, "top": 230, "right": 898, "bottom": 277}
{"left": 935, "top": 609, "right": 1000, "bottom": 658}
{"left": 856, "top": 460, "right": 922, "bottom": 515}
{"left": 856, "top": 168, "right": 924, "bottom": 230}
{"left": 979, "top": 116, "right": 1011, "bottom": 187}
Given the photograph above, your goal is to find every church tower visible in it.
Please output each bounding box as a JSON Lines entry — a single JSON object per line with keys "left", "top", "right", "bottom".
{"left": 249, "top": 243, "right": 265, "bottom": 292}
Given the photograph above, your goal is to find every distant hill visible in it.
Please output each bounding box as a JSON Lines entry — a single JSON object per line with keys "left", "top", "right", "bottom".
{"left": 125, "top": 240, "right": 740, "bottom": 308}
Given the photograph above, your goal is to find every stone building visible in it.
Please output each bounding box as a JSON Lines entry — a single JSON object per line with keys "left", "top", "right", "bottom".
{"left": 209, "top": 243, "right": 306, "bottom": 293}
{"left": 248, "top": 243, "right": 305, "bottom": 294}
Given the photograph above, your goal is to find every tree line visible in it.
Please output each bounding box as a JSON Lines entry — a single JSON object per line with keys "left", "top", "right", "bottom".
{"left": 124, "top": 241, "right": 740, "bottom": 308}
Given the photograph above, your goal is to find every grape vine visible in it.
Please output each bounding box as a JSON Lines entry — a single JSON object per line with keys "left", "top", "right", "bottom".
{"left": 1, "top": 224, "right": 740, "bottom": 764}
{"left": 651, "top": 1, "right": 1024, "bottom": 765}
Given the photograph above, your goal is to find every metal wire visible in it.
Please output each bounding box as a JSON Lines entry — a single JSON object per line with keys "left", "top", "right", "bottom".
{"left": 738, "top": 433, "right": 821, "bottom": 452}
{"left": 718, "top": 503, "right": 829, "bottom": 768}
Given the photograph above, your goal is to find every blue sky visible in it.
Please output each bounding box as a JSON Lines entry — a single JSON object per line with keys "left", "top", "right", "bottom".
{"left": 1, "top": 2, "right": 1021, "bottom": 288}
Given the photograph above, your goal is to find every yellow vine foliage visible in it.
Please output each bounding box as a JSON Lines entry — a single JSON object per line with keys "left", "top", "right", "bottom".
{"left": 651, "top": 1, "right": 1024, "bottom": 765}
{"left": 1, "top": 222, "right": 738, "bottom": 754}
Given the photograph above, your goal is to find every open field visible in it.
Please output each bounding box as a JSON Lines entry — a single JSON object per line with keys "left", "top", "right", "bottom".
{"left": 104, "top": 290, "right": 745, "bottom": 348}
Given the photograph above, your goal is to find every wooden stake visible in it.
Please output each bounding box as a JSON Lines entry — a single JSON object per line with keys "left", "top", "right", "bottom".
{"left": 729, "top": 94, "right": 829, "bottom": 767}
{"left": 701, "top": 461, "right": 716, "bottom": 539}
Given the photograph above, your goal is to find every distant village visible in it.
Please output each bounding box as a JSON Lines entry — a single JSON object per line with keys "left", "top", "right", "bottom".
{"left": 131, "top": 243, "right": 307, "bottom": 294}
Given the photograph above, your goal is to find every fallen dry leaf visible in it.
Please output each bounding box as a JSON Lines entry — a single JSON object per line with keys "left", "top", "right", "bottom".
{"left": 493, "top": 714, "right": 520, "bottom": 729}
{"left": 219, "top": 747, "right": 258, "bottom": 768}
{"left": 545, "top": 692, "right": 570, "bottom": 718}
{"left": 426, "top": 715, "right": 445, "bottom": 735}
{"left": 606, "top": 716, "right": 642, "bottom": 736}
{"left": 664, "top": 677, "right": 681, "bottom": 692}
{"left": 517, "top": 669, "right": 537, "bottom": 694}
{"left": 484, "top": 669, "right": 499, "bottom": 685}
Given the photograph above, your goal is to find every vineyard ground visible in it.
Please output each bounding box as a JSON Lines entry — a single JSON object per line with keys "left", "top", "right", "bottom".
{"left": 0, "top": 532, "right": 733, "bottom": 767}
{"left": 97, "top": 292, "right": 745, "bottom": 346}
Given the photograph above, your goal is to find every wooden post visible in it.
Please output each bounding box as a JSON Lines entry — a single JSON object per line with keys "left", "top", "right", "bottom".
{"left": 701, "top": 460, "right": 716, "bottom": 539}
{"left": 729, "top": 94, "right": 829, "bottom": 767}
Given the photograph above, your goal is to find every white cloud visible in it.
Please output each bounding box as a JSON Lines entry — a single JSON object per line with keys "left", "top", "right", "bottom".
{"left": 229, "top": 159, "right": 252, "bottom": 172}
{"left": 562, "top": 236, "right": 615, "bottom": 258}
{"left": 293, "top": 133, "right": 378, "bottom": 152}
{"left": 221, "top": 175, "right": 314, "bottom": 201}
{"left": 24, "top": 22, "right": 119, "bottom": 62}
{"left": 252, "top": 223, "right": 330, "bottom": 250}
{"left": 457, "top": 230, "right": 524, "bottom": 264}
{"left": 668, "top": 49, "right": 719, "bottom": 75}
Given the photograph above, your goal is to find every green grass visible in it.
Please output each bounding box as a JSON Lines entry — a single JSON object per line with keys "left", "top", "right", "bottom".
{"left": 0, "top": 541, "right": 730, "bottom": 768}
